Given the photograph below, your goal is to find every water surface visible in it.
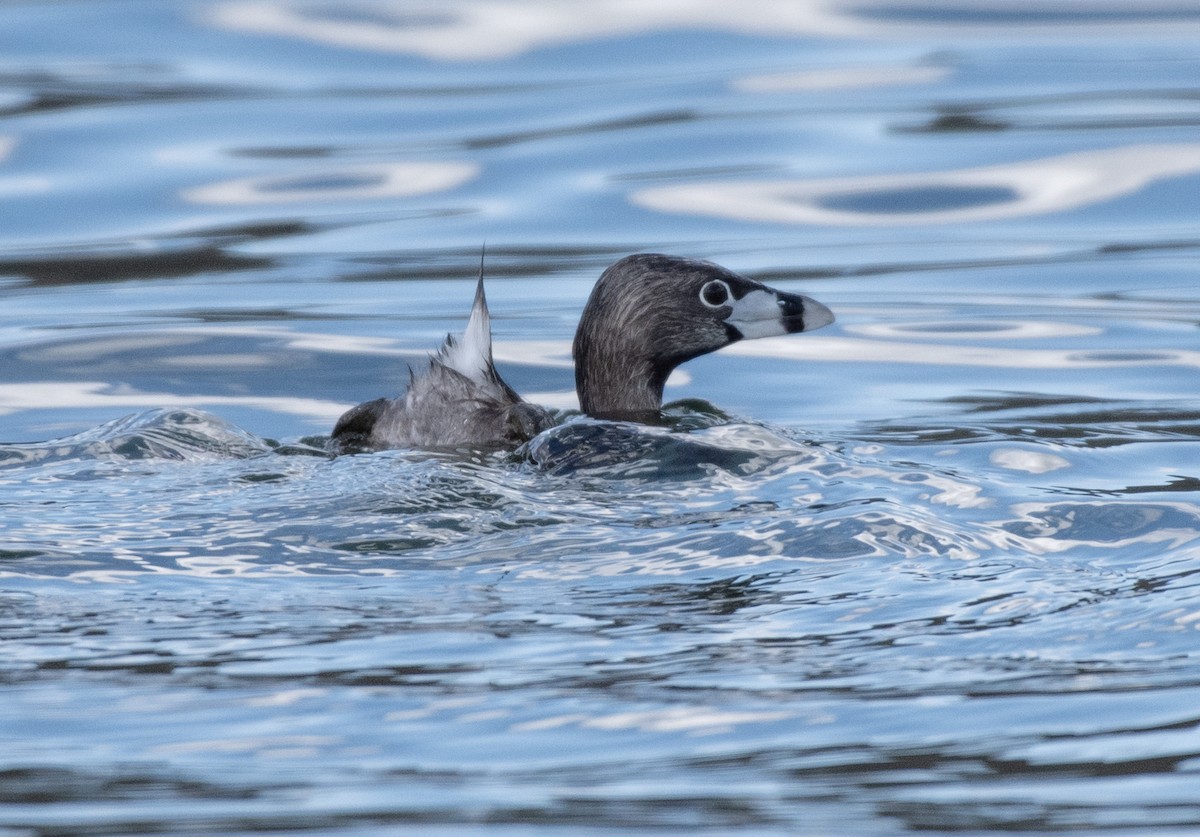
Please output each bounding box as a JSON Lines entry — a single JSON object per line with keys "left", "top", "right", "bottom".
{"left": 2, "top": 1, "right": 1200, "bottom": 833}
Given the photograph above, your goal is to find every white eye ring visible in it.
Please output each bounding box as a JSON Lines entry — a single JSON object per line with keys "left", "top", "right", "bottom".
{"left": 699, "top": 279, "right": 731, "bottom": 309}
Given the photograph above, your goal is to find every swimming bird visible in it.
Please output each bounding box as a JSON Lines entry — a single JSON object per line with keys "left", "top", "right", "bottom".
{"left": 328, "top": 253, "right": 834, "bottom": 453}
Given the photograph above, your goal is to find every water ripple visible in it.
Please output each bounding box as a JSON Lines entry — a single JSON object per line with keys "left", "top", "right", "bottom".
{"left": 632, "top": 144, "right": 1200, "bottom": 226}
{"left": 3, "top": 3, "right": 1200, "bottom": 831}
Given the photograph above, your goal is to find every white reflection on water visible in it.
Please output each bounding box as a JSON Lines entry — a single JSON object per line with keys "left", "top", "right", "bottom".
{"left": 531, "top": 706, "right": 793, "bottom": 735}
{"left": 990, "top": 447, "right": 1071, "bottom": 474}
{"left": 208, "top": 0, "right": 1200, "bottom": 60}
{"left": 849, "top": 321, "right": 1101, "bottom": 340}
{"left": 632, "top": 144, "right": 1200, "bottom": 226}
{"left": 734, "top": 64, "right": 951, "bottom": 93}
{"left": 0, "top": 135, "right": 51, "bottom": 197}
{"left": 0, "top": 381, "right": 346, "bottom": 422}
{"left": 726, "top": 335, "right": 1200, "bottom": 370}
{"left": 207, "top": 0, "right": 859, "bottom": 60}
{"left": 183, "top": 161, "right": 478, "bottom": 205}
{"left": 153, "top": 735, "right": 340, "bottom": 756}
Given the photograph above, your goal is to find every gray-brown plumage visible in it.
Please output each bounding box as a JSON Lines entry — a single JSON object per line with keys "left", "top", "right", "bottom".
{"left": 328, "top": 277, "right": 552, "bottom": 453}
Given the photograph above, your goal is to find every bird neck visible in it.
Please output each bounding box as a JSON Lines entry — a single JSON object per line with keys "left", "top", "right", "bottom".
{"left": 573, "top": 326, "right": 666, "bottom": 420}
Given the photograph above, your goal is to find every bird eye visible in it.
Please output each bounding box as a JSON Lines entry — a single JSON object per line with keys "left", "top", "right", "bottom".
{"left": 699, "top": 280, "right": 730, "bottom": 308}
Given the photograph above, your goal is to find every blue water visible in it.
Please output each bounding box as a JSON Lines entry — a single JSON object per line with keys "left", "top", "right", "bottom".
{"left": 3, "top": 2, "right": 1200, "bottom": 834}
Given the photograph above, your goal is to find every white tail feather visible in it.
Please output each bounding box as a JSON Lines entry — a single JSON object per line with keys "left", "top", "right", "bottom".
{"left": 439, "top": 276, "right": 493, "bottom": 384}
